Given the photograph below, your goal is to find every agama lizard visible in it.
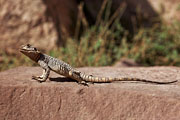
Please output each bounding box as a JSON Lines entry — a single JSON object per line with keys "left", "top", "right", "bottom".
{"left": 20, "top": 44, "right": 178, "bottom": 85}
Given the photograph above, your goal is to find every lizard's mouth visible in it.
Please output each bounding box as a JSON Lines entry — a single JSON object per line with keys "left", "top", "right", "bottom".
{"left": 19, "top": 44, "right": 33, "bottom": 53}
{"left": 20, "top": 49, "right": 34, "bottom": 54}
{"left": 19, "top": 47, "right": 29, "bottom": 53}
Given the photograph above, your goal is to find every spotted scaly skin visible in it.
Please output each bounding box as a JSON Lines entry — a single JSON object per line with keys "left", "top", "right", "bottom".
{"left": 20, "top": 44, "right": 178, "bottom": 85}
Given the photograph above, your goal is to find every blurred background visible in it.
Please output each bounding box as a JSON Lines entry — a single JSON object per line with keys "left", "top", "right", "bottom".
{"left": 0, "top": 0, "right": 180, "bottom": 71}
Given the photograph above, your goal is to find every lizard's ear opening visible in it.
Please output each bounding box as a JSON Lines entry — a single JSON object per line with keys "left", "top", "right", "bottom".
{"left": 34, "top": 48, "right": 37, "bottom": 51}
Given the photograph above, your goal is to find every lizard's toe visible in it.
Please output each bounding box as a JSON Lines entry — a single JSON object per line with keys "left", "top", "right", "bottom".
{"left": 32, "top": 76, "right": 43, "bottom": 79}
{"left": 32, "top": 76, "right": 45, "bottom": 83}
{"left": 32, "top": 76, "right": 38, "bottom": 80}
{"left": 34, "top": 79, "right": 46, "bottom": 83}
{"left": 78, "top": 81, "right": 89, "bottom": 86}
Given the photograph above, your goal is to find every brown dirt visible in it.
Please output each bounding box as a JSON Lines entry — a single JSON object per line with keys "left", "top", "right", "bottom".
{"left": 0, "top": 66, "right": 180, "bottom": 120}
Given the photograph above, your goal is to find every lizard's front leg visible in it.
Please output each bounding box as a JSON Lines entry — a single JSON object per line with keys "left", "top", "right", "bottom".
{"left": 32, "top": 66, "right": 50, "bottom": 82}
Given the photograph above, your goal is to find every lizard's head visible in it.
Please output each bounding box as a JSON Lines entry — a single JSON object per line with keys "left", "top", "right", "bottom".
{"left": 20, "top": 44, "right": 41, "bottom": 62}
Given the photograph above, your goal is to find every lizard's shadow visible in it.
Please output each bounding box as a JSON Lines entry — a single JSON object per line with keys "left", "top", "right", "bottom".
{"left": 49, "top": 77, "right": 77, "bottom": 83}
{"left": 49, "top": 77, "right": 148, "bottom": 84}
{"left": 49, "top": 77, "right": 109, "bottom": 84}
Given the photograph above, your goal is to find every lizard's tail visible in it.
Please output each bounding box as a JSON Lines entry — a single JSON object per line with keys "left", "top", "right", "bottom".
{"left": 81, "top": 74, "right": 178, "bottom": 84}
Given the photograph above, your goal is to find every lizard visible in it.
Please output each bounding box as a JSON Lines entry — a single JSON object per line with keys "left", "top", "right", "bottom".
{"left": 20, "top": 44, "right": 178, "bottom": 85}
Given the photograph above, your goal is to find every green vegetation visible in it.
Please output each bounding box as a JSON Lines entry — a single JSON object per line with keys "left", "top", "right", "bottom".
{"left": 0, "top": 51, "right": 36, "bottom": 71}
{"left": 51, "top": 20, "right": 180, "bottom": 67}
{"left": 0, "top": 1, "right": 180, "bottom": 71}
{"left": 177, "top": 4, "right": 180, "bottom": 11}
{"left": 127, "top": 21, "right": 180, "bottom": 66}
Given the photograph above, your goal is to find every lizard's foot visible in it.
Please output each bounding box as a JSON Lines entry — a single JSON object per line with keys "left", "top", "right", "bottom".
{"left": 32, "top": 76, "right": 46, "bottom": 83}
{"left": 78, "top": 81, "right": 89, "bottom": 87}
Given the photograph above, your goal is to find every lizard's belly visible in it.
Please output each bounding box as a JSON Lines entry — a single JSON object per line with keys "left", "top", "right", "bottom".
{"left": 49, "top": 63, "right": 73, "bottom": 77}
{"left": 52, "top": 68, "right": 70, "bottom": 77}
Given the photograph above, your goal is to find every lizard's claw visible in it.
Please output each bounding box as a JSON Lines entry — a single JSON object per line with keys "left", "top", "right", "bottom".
{"left": 78, "top": 81, "right": 89, "bottom": 87}
{"left": 32, "top": 76, "right": 45, "bottom": 83}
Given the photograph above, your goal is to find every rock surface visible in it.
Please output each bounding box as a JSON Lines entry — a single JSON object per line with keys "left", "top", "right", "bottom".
{"left": 0, "top": 0, "right": 57, "bottom": 53}
{"left": 0, "top": 66, "right": 180, "bottom": 120}
{"left": 148, "top": 0, "right": 180, "bottom": 22}
{"left": 43, "top": 0, "right": 78, "bottom": 45}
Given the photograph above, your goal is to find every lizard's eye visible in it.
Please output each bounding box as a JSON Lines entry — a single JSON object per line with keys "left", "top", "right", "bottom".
{"left": 27, "top": 44, "right": 31, "bottom": 47}
{"left": 34, "top": 48, "right": 37, "bottom": 51}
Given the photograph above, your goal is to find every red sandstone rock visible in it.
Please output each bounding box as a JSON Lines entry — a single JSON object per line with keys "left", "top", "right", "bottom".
{"left": 148, "top": 0, "right": 180, "bottom": 23}
{"left": 0, "top": 0, "right": 57, "bottom": 53}
{"left": 0, "top": 66, "right": 180, "bottom": 120}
